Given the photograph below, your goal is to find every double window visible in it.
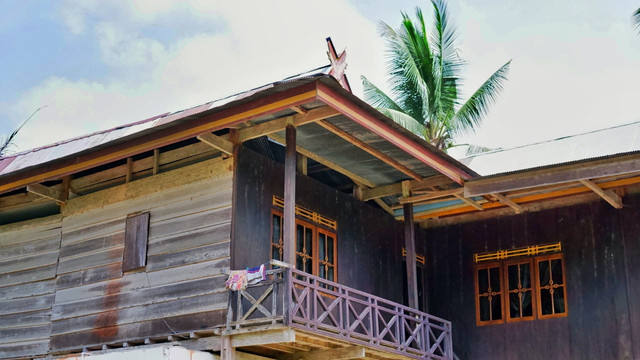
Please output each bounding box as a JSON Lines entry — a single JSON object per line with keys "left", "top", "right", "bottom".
{"left": 475, "top": 253, "right": 567, "bottom": 325}
{"left": 271, "top": 210, "right": 337, "bottom": 281}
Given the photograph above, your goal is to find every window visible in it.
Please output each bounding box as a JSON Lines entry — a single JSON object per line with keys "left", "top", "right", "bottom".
{"left": 271, "top": 210, "right": 337, "bottom": 281}
{"left": 475, "top": 252, "right": 567, "bottom": 325}
{"left": 123, "top": 212, "right": 150, "bottom": 272}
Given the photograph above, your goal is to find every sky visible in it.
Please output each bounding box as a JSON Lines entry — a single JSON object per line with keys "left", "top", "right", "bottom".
{"left": 1, "top": 0, "right": 639, "bottom": 159}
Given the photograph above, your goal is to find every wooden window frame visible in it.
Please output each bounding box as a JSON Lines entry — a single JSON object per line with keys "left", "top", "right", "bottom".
{"left": 474, "top": 262, "right": 505, "bottom": 326}
{"left": 504, "top": 258, "right": 536, "bottom": 323}
{"left": 535, "top": 253, "right": 568, "bottom": 319}
{"left": 271, "top": 209, "right": 338, "bottom": 282}
{"left": 474, "top": 253, "right": 567, "bottom": 326}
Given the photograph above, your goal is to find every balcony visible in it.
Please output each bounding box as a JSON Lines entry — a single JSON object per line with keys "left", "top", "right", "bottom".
{"left": 225, "top": 266, "right": 453, "bottom": 360}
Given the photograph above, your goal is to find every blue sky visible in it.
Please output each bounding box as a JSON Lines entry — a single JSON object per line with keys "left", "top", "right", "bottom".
{"left": 1, "top": 0, "right": 639, "bottom": 157}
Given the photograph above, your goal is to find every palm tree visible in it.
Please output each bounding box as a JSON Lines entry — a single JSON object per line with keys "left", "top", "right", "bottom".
{"left": 0, "top": 106, "right": 46, "bottom": 157}
{"left": 362, "top": 0, "right": 510, "bottom": 151}
{"left": 634, "top": 7, "right": 640, "bottom": 33}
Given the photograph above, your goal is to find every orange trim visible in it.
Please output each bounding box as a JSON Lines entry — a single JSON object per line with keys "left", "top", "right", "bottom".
{"left": 316, "top": 83, "right": 472, "bottom": 184}
{"left": 0, "top": 87, "right": 317, "bottom": 194}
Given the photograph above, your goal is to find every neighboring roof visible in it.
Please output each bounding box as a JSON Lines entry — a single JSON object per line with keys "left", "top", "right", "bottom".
{"left": 459, "top": 121, "right": 640, "bottom": 176}
{"left": 0, "top": 65, "right": 333, "bottom": 178}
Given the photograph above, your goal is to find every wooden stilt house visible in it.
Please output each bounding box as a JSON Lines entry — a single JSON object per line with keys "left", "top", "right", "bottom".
{"left": 2, "top": 39, "right": 640, "bottom": 360}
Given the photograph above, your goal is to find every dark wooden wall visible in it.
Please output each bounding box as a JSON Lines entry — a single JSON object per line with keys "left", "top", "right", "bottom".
{"left": 424, "top": 193, "right": 640, "bottom": 360}
{"left": 233, "top": 146, "right": 415, "bottom": 304}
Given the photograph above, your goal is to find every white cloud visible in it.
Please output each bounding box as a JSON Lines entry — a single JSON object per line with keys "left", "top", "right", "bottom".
{"left": 8, "top": 0, "right": 386, "bottom": 153}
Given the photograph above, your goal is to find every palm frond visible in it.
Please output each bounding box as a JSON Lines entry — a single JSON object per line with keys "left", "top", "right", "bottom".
{"left": 464, "top": 144, "right": 496, "bottom": 156}
{"left": 451, "top": 60, "right": 511, "bottom": 136}
{"left": 361, "top": 76, "right": 404, "bottom": 112}
{"left": 377, "top": 108, "right": 426, "bottom": 137}
{"left": 0, "top": 106, "right": 46, "bottom": 157}
{"left": 634, "top": 7, "right": 640, "bottom": 32}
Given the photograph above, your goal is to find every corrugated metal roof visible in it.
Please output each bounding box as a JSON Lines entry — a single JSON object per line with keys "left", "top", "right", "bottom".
{"left": 0, "top": 65, "right": 332, "bottom": 178}
{"left": 459, "top": 121, "right": 640, "bottom": 176}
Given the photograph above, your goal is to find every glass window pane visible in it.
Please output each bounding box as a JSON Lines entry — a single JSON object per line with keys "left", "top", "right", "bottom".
{"left": 272, "top": 247, "right": 280, "bottom": 261}
{"left": 296, "top": 255, "right": 303, "bottom": 271}
{"left": 490, "top": 267, "right": 501, "bottom": 292}
{"left": 553, "top": 287, "right": 566, "bottom": 313}
{"left": 478, "top": 269, "right": 489, "bottom": 293}
{"left": 479, "top": 296, "right": 490, "bottom": 321}
{"left": 540, "top": 288, "right": 553, "bottom": 315}
{"left": 522, "top": 290, "right": 533, "bottom": 317}
{"left": 328, "top": 267, "right": 334, "bottom": 281}
{"left": 319, "top": 264, "right": 326, "bottom": 279}
{"left": 296, "top": 225, "right": 304, "bottom": 252}
{"left": 305, "top": 227, "right": 313, "bottom": 256}
{"left": 319, "top": 233, "right": 325, "bottom": 261}
{"left": 539, "top": 260, "right": 550, "bottom": 286}
{"left": 305, "top": 257, "right": 312, "bottom": 274}
{"left": 551, "top": 259, "right": 564, "bottom": 285}
{"left": 327, "top": 235, "right": 334, "bottom": 263}
{"left": 520, "top": 263, "right": 531, "bottom": 289}
{"left": 272, "top": 214, "right": 281, "bottom": 244}
{"left": 507, "top": 265, "right": 519, "bottom": 291}
{"left": 509, "top": 292, "right": 521, "bottom": 318}
{"left": 492, "top": 295, "right": 502, "bottom": 320}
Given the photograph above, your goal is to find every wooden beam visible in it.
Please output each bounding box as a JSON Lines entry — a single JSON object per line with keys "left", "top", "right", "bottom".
{"left": 491, "top": 193, "right": 523, "bottom": 214}
{"left": 237, "top": 106, "right": 340, "bottom": 143}
{"left": 221, "top": 335, "right": 236, "bottom": 360}
{"left": 404, "top": 203, "right": 418, "bottom": 310}
{"left": 464, "top": 153, "right": 640, "bottom": 197}
{"left": 398, "top": 188, "right": 463, "bottom": 204}
{"left": 125, "top": 157, "right": 133, "bottom": 183}
{"left": 316, "top": 120, "right": 422, "bottom": 181}
{"left": 230, "top": 328, "right": 296, "bottom": 347}
{"left": 360, "top": 175, "right": 453, "bottom": 201}
{"left": 26, "top": 184, "right": 66, "bottom": 204}
{"left": 317, "top": 82, "right": 474, "bottom": 184}
{"left": 291, "top": 106, "right": 308, "bottom": 115}
{"left": 283, "top": 124, "right": 297, "bottom": 266}
{"left": 279, "top": 346, "right": 365, "bottom": 360}
{"left": 197, "top": 132, "right": 234, "bottom": 155}
{"left": 579, "top": 179, "right": 623, "bottom": 209}
{"left": 296, "top": 154, "right": 308, "bottom": 176}
{"left": 453, "top": 194, "right": 483, "bottom": 211}
{"left": 268, "top": 134, "right": 376, "bottom": 188}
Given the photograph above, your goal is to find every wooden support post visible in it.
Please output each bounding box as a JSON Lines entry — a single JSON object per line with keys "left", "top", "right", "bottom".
{"left": 283, "top": 124, "right": 297, "bottom": 266}
{"left": 296, "top": 154, "right": 307, "bottom": 176}
{"left": 26, "top": 184, "right": 66, "bottom": 205}
{"left": 280, "top": 346, "right": 366, "bottom": 360}
{"left": 221, "top": 335, "right": 236, "bottom": 360}
{"left": 197, "top": 132, "right": 234, "bottom": 155}
{"left": 153, "top": 149, "right": 160, "bottom": 175}
{"left": 403, "top": 202, "right": 418, "bottom": 310}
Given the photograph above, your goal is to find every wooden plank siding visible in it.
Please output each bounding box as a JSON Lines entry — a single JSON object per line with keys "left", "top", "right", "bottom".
{"left": 232, "top": 146, "right": 421, "bottom": 305}
{"left": 0, "top": 216, "right": 62, "bottom": 359}
{"left": 423, "top": 193, "right": 640, "bottom": 360}
{"left": 50, "top": 157, "right": 233, "bottom": 352}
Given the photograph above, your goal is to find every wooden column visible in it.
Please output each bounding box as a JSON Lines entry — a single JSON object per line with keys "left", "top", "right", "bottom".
{"left": 283, "top": 125, "right": 297, "bottom": 266}
{"left": 404, "top": 203, "right": 418, "bottom": 310}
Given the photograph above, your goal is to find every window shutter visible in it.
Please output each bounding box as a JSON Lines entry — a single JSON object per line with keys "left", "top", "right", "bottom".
{"left": 123, "top": 212, "right": 150, "bottom": 272}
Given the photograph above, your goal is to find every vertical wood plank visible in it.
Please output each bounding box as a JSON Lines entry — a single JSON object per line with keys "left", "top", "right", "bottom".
{"left": 125, "top": 157, "right": 133, "bottom": 183}
{"left": 404, "top": 203, "right": 418, "bottom": 310}
{"left": 152, "top": 149, "right": 160, "bottom": 175}
{"left": 122, "top": 213, "right": 150, "bottom": 272}
{"left": 283, "top": 125, "right": 296, "bottom": 266}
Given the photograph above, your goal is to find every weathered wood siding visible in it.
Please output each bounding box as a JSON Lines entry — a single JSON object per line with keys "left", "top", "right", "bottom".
{"left": 424, "top": 193, "right": 640, "bottom": 360}
{"left": 50, "top": 157, "right": 233, "bottom": 351}
{"left": 233, "top": 146, "right": 411, "bottom": 304}
{"left": 0, "top": 216, "right": 61, "bottom": 359}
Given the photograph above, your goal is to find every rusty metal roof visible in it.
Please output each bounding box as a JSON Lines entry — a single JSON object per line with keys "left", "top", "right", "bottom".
{"left": 0, "top": 65, "right": 333, "bottom": 178}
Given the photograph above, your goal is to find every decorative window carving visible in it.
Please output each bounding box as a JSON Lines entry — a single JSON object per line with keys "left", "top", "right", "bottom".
{"left": 474, "top": 250, "right": 567, "bottom": 326}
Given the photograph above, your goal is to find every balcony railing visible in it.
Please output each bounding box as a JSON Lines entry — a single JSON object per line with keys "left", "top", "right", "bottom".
{"left": 226, "top": 266, "right": 453, "bottom": 360}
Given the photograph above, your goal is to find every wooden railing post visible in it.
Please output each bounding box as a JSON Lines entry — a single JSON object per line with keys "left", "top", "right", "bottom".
{"left": 283, "top": 268, "right": 292, "bottom": 325}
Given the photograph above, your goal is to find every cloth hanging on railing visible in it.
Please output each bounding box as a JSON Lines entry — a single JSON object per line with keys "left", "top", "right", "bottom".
{"left": 225, "top": 264, "right": 267, "bottom": 291}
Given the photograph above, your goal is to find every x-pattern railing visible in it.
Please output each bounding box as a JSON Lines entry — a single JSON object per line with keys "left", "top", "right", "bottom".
{"left": 227, "top": 267, "right": 453, "bottom": 360}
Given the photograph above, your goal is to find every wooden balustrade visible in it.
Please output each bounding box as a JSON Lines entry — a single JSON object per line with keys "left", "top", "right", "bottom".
{"left": 226, "top": 267, "right": 453, "bottom": 360}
